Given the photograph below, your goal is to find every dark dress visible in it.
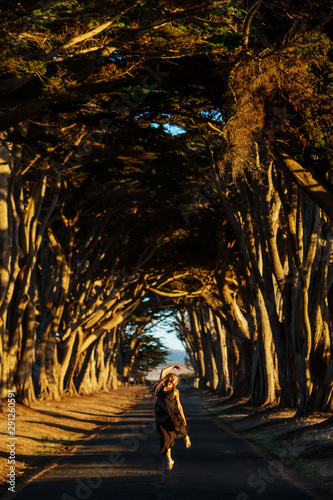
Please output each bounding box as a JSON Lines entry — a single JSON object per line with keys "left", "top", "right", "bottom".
{"left": 155, "top": 388, "right": 188, "bottom": 454}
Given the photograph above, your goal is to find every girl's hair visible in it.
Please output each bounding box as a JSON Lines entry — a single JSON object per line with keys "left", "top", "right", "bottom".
{"left": 149, "top": 373, "right": 178, "bottom": 399}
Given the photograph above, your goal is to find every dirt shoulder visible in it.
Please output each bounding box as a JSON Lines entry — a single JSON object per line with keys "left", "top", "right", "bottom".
{"left": 0, "top": 386, "right": 147, "bottom": 495}
{"left": 192, "top": 390, "right": 333, "bottom": 498}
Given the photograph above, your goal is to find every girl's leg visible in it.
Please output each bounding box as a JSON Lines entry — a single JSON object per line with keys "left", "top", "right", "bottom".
{"left": 166, "top": 448, "right": 174, "bottom": 470}
{"left": 184, "top": 435, "right": 191, "bottom": 448}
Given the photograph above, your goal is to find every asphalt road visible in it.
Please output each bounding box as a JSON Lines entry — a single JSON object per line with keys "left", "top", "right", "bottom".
{"left": 5, "top": 390, "right": 331, "bottom": 500}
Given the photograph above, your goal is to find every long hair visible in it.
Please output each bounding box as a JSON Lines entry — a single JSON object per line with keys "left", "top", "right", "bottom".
{"left": 149, "top": 373, "right": 178, "bottom": 399}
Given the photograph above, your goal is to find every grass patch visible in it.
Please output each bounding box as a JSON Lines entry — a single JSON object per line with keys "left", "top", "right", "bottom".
{"left": 247, "top": 433, "right": 322, "bottom": 481}
{"left": 296, "top": 461, "right": 321, "bottom": 479}
{"left": 40, "top": 433, "right": 85, "bottom": 455}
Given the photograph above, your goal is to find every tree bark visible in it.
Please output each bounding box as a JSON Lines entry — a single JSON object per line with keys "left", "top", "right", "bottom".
{"left": 214, "top": 313, "right": 231, "bottom": 396}
{"left": 0, "top": 141, "right": 12, "bottom": 403}
{"left": 275, "top": 145, "right": 333, "bottom": 221}
{"left": 201, "top": 306, "right": 219, "bottom": 392}
{"left": 250, "top": 284, "right": 278, "bottom": 405}
{"left": 188, "top": 307, "right": 206, "bottom": 387}
{"left": 15, "top": 297, "right": 37, "bottom": 405}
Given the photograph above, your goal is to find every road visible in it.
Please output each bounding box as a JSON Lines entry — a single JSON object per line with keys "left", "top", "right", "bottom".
{"left": 5, "top": 389, "right": 331, "bottom": 500}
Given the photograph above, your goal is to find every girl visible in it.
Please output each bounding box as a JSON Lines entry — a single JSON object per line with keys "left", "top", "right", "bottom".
{"left": 149, "top": 364, "right": 191, "bottom": 470}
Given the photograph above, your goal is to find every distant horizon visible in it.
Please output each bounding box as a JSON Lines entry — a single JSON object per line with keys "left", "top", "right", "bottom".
{"left": 164, "top": 342, "right": 186, "bottom": 352}
{"left": 166, "top": 348, "right": 186, "bottom": 359}
{"left": 146, "top": 356, "right": 193, "bottom": 381}
{"left": 145, "top": 346, "right": 190, "bottom": 381}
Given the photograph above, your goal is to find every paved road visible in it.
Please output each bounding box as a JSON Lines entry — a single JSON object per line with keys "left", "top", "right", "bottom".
{"left": 5, "top": 390, "right": 331, "bottom": 500}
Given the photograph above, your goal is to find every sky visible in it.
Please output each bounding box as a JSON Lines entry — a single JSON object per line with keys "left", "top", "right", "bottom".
{"left": 160, "top": 329, "right": 185, "bottom": 351}
{"left": 146, "top": 317, "right": 190, "bottom": 381}
{"left": 150, "top": 319, "right": 186, "bottom": 352}
{"left": 146, "top": 325, "right": 188, "bottom": 381}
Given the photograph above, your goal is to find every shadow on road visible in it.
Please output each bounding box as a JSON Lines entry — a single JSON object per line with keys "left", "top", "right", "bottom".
{"left": 2, "top": 389, "right": 330, "bottom": 500}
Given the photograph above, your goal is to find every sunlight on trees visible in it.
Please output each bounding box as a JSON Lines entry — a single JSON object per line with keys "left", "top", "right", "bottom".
{"left": 0, "top": 0, "right": 332, "bottom": 418}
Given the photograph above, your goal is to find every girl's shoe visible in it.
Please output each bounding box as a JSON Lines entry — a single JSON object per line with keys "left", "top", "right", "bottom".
{"left": 166, "top": 459, "right": 174, "bottom": 471}
{"left": 184, "top": 435, "right": 191, "bottom": 448}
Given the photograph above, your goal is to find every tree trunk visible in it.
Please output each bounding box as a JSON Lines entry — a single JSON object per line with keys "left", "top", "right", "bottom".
{"left": 214, "top": 313, "right": 231, "bottom": 396}
{"left": 15, "top": 296, "right": 37, "bottom": 405}
{"left": 63, "top": 327, "right": 84, "bottom": 395}
{"left": 188, "top": 307, "right": 206, "bottom": 387}
{"left": 77, "top": 342, "right": 96, "bottom": 394}
{"left": 0, "top": 142, "right": 12, "bottom": 403}
{"left": 38, "top": 330, "right": 62, "bottom": 401}
{"left": 202, "top": 306, "right": 219, "bottom": 392}
{"left": 314, "top": 233, "right": 333, "bottom": 411}
{"left": 250, "top": 285, "right": 277, "bottom": 405}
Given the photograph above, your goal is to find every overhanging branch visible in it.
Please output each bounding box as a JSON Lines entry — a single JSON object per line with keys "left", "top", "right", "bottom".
{"left": 274, "top": 145, "right": 333, "bottom": 221}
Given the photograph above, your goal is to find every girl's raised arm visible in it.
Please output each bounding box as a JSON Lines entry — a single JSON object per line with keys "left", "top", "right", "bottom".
{"left": 159, "top": 364, "right": 184, "bottom": 380}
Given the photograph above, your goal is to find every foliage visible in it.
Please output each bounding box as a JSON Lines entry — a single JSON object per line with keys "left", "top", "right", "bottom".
{"left": 129, "top": 334, "right": 168, "bottom": 381}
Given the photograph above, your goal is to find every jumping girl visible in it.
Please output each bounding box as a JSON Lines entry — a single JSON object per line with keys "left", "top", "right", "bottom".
{"left": 149, "top": 364, "right": 191, "bottom": 471}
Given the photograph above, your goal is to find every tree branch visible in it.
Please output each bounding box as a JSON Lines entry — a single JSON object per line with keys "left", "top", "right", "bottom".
{"left": 242, "top": 0, "right": 262, "bottom": 53}
{"left": 274, "top": 145, "right": 333, "bottom": 221}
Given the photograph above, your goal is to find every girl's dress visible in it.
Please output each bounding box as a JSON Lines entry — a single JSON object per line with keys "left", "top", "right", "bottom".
{"left": 155, "top": 388, "right": 188, "bottom": 454}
